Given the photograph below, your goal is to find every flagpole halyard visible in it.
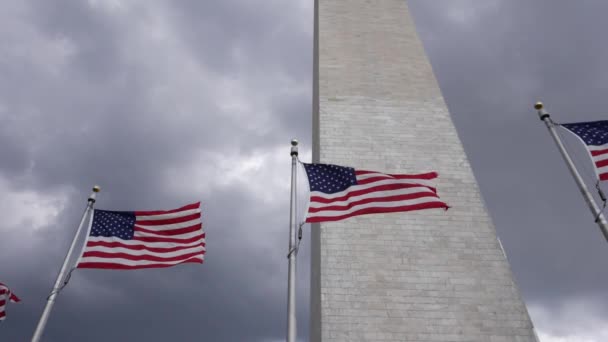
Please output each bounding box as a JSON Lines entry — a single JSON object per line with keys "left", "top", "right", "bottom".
{"left": 287, "top": 139, "right": 298, "bottom": 342}
{"left": 31, "top": 185, "right": 100, "bottom": 342}
{"left": 535, "top": 102, "right": 608, "bottom": 242}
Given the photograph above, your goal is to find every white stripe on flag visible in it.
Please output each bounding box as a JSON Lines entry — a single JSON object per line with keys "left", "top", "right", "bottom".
{"left": 78, "top": 256, "right": 204, "bottom": 267}
{"left": 309, "top": 186, "right": 436, "bottom": 208}
{"left": 311, "top": 179, "right": 435, "bottom": 200}
{"left": 135, "top": 218, "right": 202, "bottom": 231}
{"left": 82, "top": 245, "right": 205, "bottom": 258}
{"left": 134, "top": 229, "right": 204, "bottom": 240}
{"left": 87, "top": 235, "right": 205, "bottom": 248}
{"left": 587, "top": 144, "right": 608, "bottom": 152}
{"left": 307, "top": 196, "right": 443, "bottom": 218}
{"left": 136, "top": 208, "right": 201, "bottom": 221}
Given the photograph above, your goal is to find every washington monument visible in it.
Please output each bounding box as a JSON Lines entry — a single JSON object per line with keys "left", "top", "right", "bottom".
{"left": 310, "top": 1, "right": 538, "bottom": 341}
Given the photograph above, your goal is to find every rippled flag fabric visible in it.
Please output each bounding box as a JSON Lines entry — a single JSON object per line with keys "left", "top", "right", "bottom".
{"left": 562, "top": 120, "right": 608, "bottom": 181}
{"left": 0, "top": 283, "right": 20, "bottom": 321}
{"left": 76, "top": 202, "right": 205, "bottom": 270}
{"left": 303, "top": 163, "right": 448, "bottom": 223}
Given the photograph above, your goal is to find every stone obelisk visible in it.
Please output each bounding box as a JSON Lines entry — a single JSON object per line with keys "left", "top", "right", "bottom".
{"left": 311, "top": 1, "right": 538, "bottom": 341}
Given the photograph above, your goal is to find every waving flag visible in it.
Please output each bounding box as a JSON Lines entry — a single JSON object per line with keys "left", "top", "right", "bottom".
{"left": 0, "top": 283, "right": 20, "bottom": 321}
{"left": 77, "top": 202, "right": 205, "bottom": 270}
{"left": 562, "top": 120, "right": 608, "bottom": 181}
{"left": 303, "top": 163, "right": 448, "bottom": 223}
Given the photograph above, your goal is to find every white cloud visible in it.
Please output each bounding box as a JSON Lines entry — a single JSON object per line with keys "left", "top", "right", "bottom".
{"left": 164, "top": 145, "right": 291, "bottom": 204}
{"left": 442, "top": 0, "right": 501, "bottom": 26}
{"left": 163, "top": 143, "right": 313, "bottom": 209}
{"left": 537, "top": 332, "right": 601, "bottom": 342}
{"left": 87, "top": 0, "right": 128, "bottom": 13}
{"left": 529, "top": 295, "right": 608, "bottom": 342}
{"left": 0, "top": 175, "right": 72, "bottom": 232}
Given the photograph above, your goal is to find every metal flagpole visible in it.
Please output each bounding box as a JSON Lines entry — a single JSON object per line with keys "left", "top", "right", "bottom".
{"left": 31, "top": 185, "right": 100, "bottom": 342}
{"left": 286, "top": 139, "right": 298, "bottom": 342}
{"left": 535, "top": 102, "right": 608, "bottom": 242}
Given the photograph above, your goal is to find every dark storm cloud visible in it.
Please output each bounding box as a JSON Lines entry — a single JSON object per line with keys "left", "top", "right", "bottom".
{"left": 167, "top": 0, "right": 313, "bottom": 141}
{"left": 0, "top": 129, "right": 31, "bottom": 176}
{"left": 1, "top": 0, "right": 311, "bottom": 189}
{"left": 28, "top": 0, "right": 125, "bottom": 81}
{"left": 169, "top": 0, "right": 311, "bottom": 80}
{"left": 1, "top": 0, "right": 311, "bottom": 341}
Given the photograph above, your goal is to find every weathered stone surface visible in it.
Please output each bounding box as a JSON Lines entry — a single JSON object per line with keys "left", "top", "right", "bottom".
{"left": 311, "top": 1, "right": 538, "bottom": 341}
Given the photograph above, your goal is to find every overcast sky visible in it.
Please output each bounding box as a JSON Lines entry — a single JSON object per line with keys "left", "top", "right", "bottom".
{"left": 1, "top": 1, "right": 607, "bottom": 341}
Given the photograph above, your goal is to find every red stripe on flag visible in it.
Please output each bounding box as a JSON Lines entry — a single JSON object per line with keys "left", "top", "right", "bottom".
{"left": 308, "top": 192, "right": 440, "bottom": 213}
{"left": 390, "top": 172, "right": 438, "bottom": 179}
{"left": 356, "top": 176, "right": 397, "bottom": 185}
{"left": 600, "top": 173, "right": 608, "bottom": 181}
{"left": 595, "top": 159, "right": 608, "bottom": 168}
{"left": 133, "top": 233, "right": 205, "bottom": 244}
{"left": 135, "top": 202, "right": 200, "bottom": 216}
{"left": 81, "top": 250, "right": 204, "bottom": 263}
{"left": 135, "top": 212, "right": 201, "bottom": 226}
{"left": 355, "top": 170, "right": 438, "bottom": 179}
{"left": 591, "top": 149, "right": 608, "bottom": 157}
{"left": 306, "top": 202, "right": 449, "bottom": 223}
{"left": 355, "top": 177, "right": 437, "bottom": 188}
{"left": 134, "top": 223, "right": 202, "bottom": 236}
{"left": 77, "top": 257, "right": 204, "bottom": 270}
{"left": 310, "top": 183, "right": 436, "bottom": 204}
{"left": 86, "top": 240, "right": 205, "bottom": 253}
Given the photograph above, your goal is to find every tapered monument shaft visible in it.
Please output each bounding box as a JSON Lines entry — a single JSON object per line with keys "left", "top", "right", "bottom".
{"left": 311, "top": 1, "right": 538, "bottom": 341}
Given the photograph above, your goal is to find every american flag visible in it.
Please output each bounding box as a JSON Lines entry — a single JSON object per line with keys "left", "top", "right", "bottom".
{"left": 0, "top": 283, "right": 20, "bottom": 321}
{"left": 77, "top": 202, "right": 205, "bottom": 270}
{"left": 303, "top": 163, "right": 448, "bottom": 223}
{"left": 562, "top": 120, "right": 608, "bottom": 181}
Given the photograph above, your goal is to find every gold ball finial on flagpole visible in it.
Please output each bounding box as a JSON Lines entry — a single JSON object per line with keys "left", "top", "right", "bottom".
{"left": 534, "top": 102, "right": 550, "bottom": 121}
{"left": 92, "top": 185, "right": 101, "bottom": 193}
{"left": 290, "top": 139, "right": 299, "bottom": 157}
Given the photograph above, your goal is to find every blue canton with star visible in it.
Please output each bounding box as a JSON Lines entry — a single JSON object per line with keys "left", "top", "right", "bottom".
{"left": 562, "top": 120, "right": 608, "bottom": 146}
{"left": 303, "top": 163, "right": 358, "bottom": 194}
{"left": 90, "top": 210, "right": 136, "bottom": 240}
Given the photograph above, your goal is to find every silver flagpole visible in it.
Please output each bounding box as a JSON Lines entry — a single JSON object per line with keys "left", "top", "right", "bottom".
{"left": 286, "top": 139, "right": 298, "bottom": 342}
{"left": 535, "top": 102, "right": 608, "bottom": 242}
{"left": 31, "top": 185, "right": 100, "bottom": 342}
